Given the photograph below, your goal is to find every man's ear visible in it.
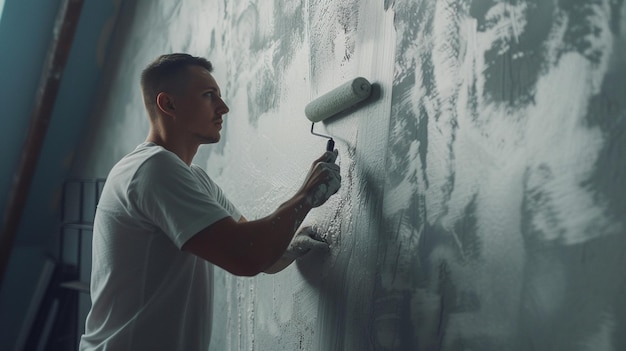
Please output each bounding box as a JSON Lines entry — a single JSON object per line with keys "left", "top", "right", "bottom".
{"left": 156, "top": 92, "right": 176, "bottom": 117}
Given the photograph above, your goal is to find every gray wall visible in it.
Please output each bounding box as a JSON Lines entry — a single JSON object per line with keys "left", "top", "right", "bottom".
{"left": 73, "top": 0, "right": 626, "bottom": 350}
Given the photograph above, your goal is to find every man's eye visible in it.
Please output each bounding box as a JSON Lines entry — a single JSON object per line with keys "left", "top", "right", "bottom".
{"left": 205, "top": 92, "right": 214, "bottom": 98}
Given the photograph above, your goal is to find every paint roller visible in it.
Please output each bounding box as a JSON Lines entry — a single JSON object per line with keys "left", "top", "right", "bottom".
{"left": 305, "top": 77, "right": 372, "bottom": 151}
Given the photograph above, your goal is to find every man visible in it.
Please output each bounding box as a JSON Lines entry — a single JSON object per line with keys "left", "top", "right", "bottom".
{"left": 79, "top": 53, "right": 341, "bottom": 350}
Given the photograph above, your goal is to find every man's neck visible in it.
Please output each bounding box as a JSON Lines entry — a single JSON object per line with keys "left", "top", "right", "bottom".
{"left": 146, "top": 130, "right": 198, "bottom": 166}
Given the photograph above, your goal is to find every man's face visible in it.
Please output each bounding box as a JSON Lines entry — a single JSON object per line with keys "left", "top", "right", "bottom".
{"left": 172, "top": 65, "right": 229, "bottom": 144}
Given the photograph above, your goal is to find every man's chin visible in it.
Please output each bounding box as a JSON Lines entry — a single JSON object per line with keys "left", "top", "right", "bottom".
{"left": 197, "top": 134, "right": 220, "bottom": 144}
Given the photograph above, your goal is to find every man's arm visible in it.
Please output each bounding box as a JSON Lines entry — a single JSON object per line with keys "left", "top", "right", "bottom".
{"left": 182, "top": 151, "right": 340, "bottom": 276}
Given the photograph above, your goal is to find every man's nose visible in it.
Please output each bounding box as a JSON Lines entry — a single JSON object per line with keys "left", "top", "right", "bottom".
{"left": 217, "top": 96, "right": 229, "bottom": 115}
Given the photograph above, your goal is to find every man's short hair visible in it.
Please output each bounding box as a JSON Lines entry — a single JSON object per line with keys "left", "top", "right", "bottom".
{"left": 140, "top": 53, "right": 213, "bottom": 117}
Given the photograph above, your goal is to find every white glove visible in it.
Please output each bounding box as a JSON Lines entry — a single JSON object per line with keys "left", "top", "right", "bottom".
{"left": 283, "top": 226, "right": 329, "bottom": 260}
{"left": 263, "top": 227, "right": 329, "bottom": 274}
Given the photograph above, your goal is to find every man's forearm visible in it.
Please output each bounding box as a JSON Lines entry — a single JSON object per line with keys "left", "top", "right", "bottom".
{"left": 246, "top": 192, "right": 313, "bottom": 272}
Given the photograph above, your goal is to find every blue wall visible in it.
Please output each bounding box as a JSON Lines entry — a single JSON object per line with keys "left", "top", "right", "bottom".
{"left": 0, "top": 0, "right": 120, "bottom": 348}
{"left": 0, "top": 0, "right": 63, "bottom": 234}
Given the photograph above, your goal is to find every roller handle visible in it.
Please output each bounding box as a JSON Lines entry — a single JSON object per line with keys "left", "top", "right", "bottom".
{"left": 326, "top": 138, "right": 335, "bottom": 152}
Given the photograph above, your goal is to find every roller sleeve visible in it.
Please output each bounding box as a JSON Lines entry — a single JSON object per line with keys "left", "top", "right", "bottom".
{"left": 305, "top": 77, "right": 372, "bottom": 123}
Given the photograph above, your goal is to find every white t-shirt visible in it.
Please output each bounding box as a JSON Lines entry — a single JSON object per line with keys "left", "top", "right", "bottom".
{"left": 80, "top": 142, "right": 241, "bottom": 351}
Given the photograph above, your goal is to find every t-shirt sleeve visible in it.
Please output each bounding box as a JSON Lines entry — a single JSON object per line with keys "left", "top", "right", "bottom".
{"left": 190, "top": 164, "right": 242, "bottom": 221}
{"left": 128, "top": 151, "right": 233, "bottom": 248}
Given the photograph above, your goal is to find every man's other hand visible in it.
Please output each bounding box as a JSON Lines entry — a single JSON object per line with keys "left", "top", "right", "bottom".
{"left": 263, "top": 226, "right": 329, "bottom": 273}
